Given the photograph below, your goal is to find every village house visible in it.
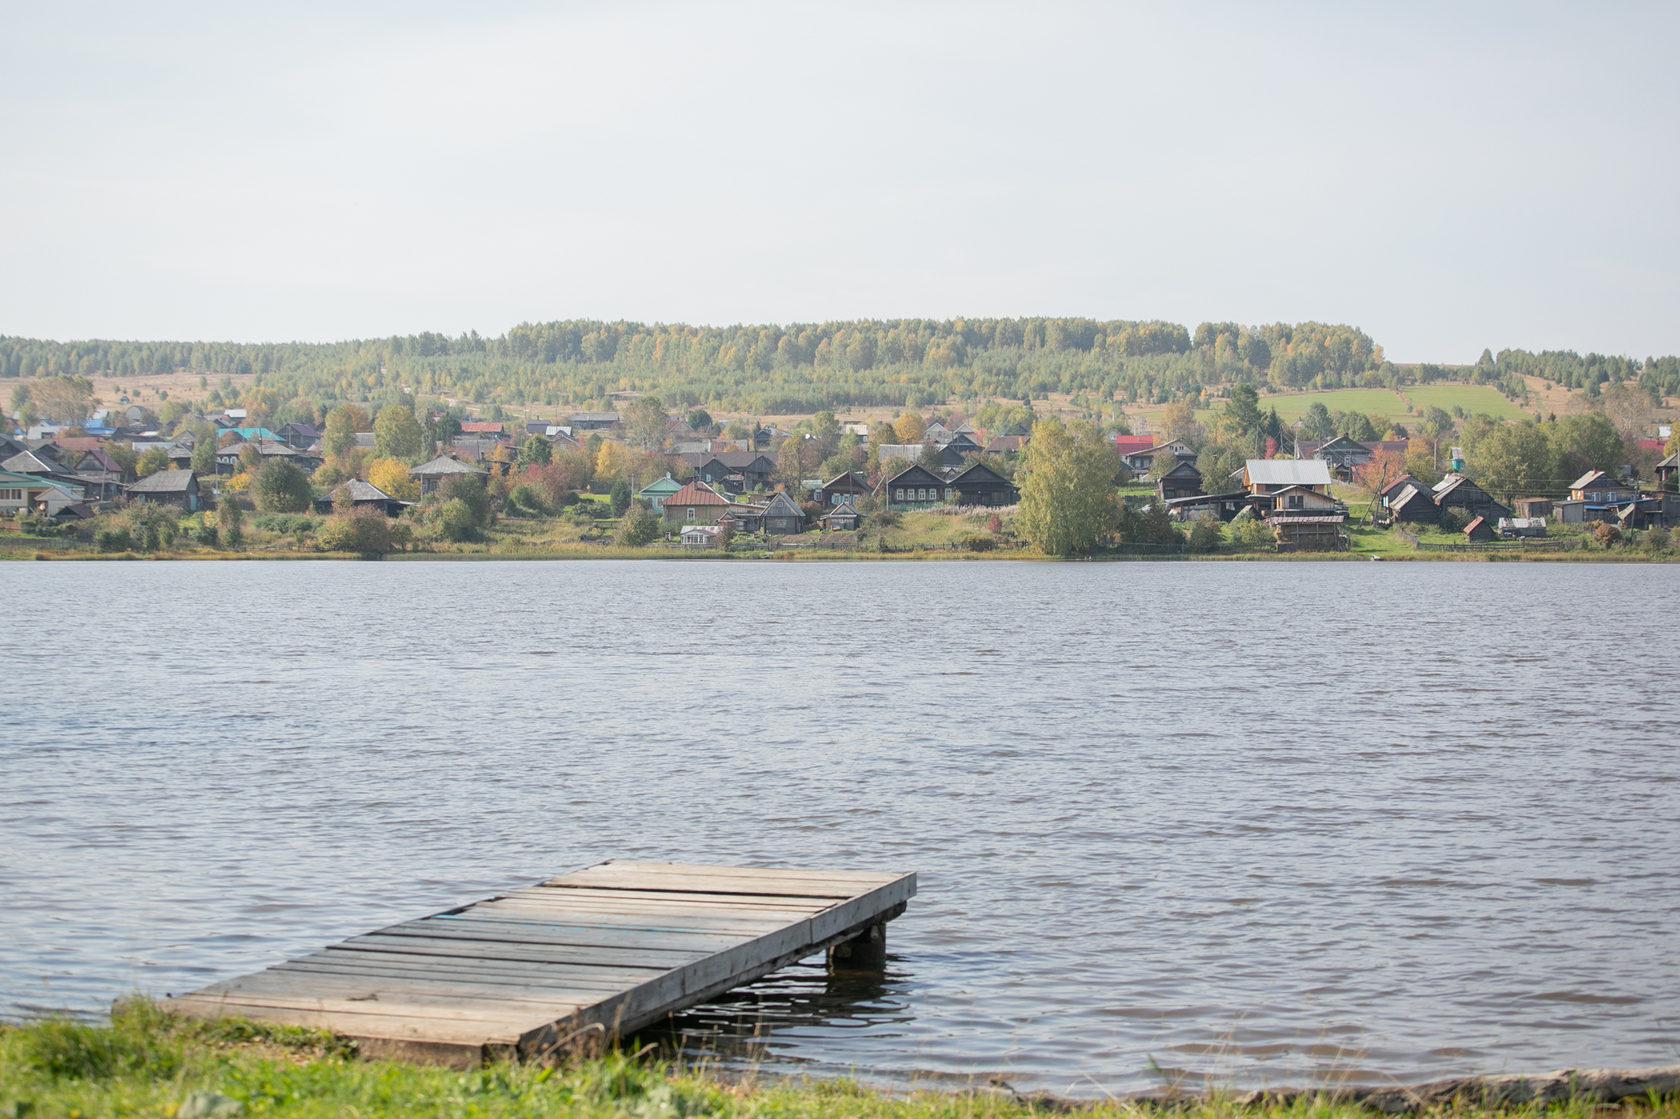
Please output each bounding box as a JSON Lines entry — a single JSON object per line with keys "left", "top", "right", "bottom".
{"left": 1239, "top": 459, "right": 1334, "bottom": 512}
{"left": 1296, "top": 436, "right": 1409, "bottom": 481}
{"left": 1565, "top": 467, "right": 1632, "bottom": 507}
{"left": 876, "top": 442, "right": 968, "bottom": 469}
{"left": 1154, "top": 461, "right": 1203, "bottom": 503}
{"left": 983, "top": 434, "right": 1027, "bottom": 455}
{"left": 676, "top": 451, "right": 775, "bottom": 493}
{"left": 660, "top": 480, "right": 735, "bottom": 527}
{"left": 1388, "top": 483, "right": 1440, "bottom": 525}
{"left": 885, "top": 464, "right": 952, "bottom": 509}
{"left": 1432, "top": 473, "right": 1511, "bottom": 522}
{"left": 819, "top": 498, "right": 861, "bottom": 531}
{"left": 567, "top": 411, "right": 619, "bottom": 431}
{"left": 1267, "top": 484, "right": 1340, "bottom": 513}
{"left": 125, "top": 469, "right": 200, "bottom": 511}
{"left": 636, "top": 474, "right": 684, "bottom": 511}
{"left": 760, "top": 491, "right": 805, "bottom": 535}
{"left": 1119, "top": 438, "right": 1196, "bottom": 475}
{"left": 408, "top": 455, "right": 490, "bottom": 495}
{"left": 946, "top": 461, "right": 1018, "bottom": 506}
{"left": 1463, "top": 515, "right": 1496, "bottom": 543}
{"left": 0, "top": 469, "right": 83, "bottom": 515}
{"left": 1270, "top": 513, "right": 1346, "bottom": 552}
{"left": 314, "top": 479, "right": 410, "bottom": 517}
{"left": 1655, "top": 452, "right": 1677, "bottom": 492}
{"left": 819, "top": 470, "right": 870, "bottom": 506}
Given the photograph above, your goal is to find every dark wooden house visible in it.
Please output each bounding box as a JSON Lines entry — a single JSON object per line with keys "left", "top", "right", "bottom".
{"left": 946, "top": 461, "right": 1018, "bottom": 507}
{"left": 1388, "top": 483, "right": 1440, "bottom": 525}
{"left": 885, "top": 464, "right": 951, "bottom": 508}
{"left": 819, "top": 470, "right": 870, "bottom": 506}
{"left": 760, "top": 491, "right": 805, "bottom": 535}
{"left": 1431, "top": 474, "right": 1511, "bottom": 522}
{"left": 819, "top": 498, "right": 861, "bottom": 531}
{"left": 1270, "top": 513, "right": 1346, "bottom": 552}
{"left": 1155, "top": 461, "right": 1203, "bottom": 502}
{"left": 125, "top": 469, "right": 200, "bottom": 511}
{"left": 1656, "top": 452, "right": 1677, "bottom": 493}
{"left": 408, "top": 455, "right": 490, "bottom": 495}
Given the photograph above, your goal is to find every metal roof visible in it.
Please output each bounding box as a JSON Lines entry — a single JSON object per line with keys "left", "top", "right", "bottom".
{"left": 1245, "top": 459, "right": 1332, "bottom": 487}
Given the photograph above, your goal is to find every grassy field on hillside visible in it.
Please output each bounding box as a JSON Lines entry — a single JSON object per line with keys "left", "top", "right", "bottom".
{"left": 1400, "top": 383, "right": 1531, "bottom": 421}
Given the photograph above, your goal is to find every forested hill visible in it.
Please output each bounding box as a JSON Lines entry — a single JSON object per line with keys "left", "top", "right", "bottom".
{"left": 2, "top": 319, "right": 1676, "bottom": 414}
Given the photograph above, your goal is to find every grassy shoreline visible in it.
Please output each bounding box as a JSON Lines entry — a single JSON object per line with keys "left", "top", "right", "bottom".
{"left": 4, "top": 1002, "right": 1676, "bottom": 1119}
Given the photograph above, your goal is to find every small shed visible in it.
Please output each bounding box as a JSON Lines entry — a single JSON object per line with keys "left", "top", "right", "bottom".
{"left": 1463, "top": 515, "right": 1495, "bottom": 543}
{"left": 819, "top": 498, "right": 861, "bottom": 531}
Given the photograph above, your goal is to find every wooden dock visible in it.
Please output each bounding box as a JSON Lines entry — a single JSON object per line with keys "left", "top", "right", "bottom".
{"left": 167, "top": 860, "right": 916, "bottom": 1066}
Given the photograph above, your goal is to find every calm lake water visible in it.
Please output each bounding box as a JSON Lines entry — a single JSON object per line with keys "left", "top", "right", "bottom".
{"left": 2, "top": 559, "right": 1677, "bottom": 1096}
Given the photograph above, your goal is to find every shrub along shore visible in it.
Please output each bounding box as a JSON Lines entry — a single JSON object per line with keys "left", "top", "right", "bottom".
{"left": 3, "top": 1001, "right": 1678, "bottom": 1119}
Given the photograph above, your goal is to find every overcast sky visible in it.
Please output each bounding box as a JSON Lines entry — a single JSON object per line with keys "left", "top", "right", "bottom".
{"left": 2, "top": 1, "right": 1676, "bottom": 363}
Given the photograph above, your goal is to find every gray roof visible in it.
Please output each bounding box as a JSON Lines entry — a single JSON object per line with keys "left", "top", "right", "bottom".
{"left": 762, "top": 492, "right": 803, "bottom": 518}
{"left": 409, "top": 455, "right": 489, "bottom": 477}
{"left": 334, "top": 479, "right": 397, "bottom": 502}
{"left": 1246, "top": 459, "right": 1333, "bottom": 487}
{"left": 127, "top": 469, "right": 196, "bottom": 494}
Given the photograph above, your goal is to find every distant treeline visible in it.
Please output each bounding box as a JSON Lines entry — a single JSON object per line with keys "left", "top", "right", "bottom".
{"left": 2, "top": 319, "right": 1676, "bottom": 413}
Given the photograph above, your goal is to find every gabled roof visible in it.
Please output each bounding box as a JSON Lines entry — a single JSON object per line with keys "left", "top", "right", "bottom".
{"left": 761, "top": 491, "right": 803, "bottom": 518}
{"left": 637, "top": 474, "right": 684, "bottom": 496}
{"left": 1432, "top": 473, "right": 1475, "bottom": 497}
{"left": 1656, "top": 451, "right": 1677, "bottom": 469}
{"left": 665, "top": 480, "right": 733, "bottom": 506}
{"left": 409, "top": 455, "right": 489, "bottom": 477}
{"left": 948, "top": 460, "right": 1012, "bottom": 486}
{"left": 825, "top": 497, "right": 859, "bottom": 515}
{"left": 1379, "top": 474, "right": 1428, "bottom": 500}
{"left": 460, "top": 421, "right": 503, "bottom": 433}
{"left": 76, "top": 448, "right": 123, "bottom": 473}
{"left": 3, "top": 448, "right": 70, "bottom": 475}
{"left": 1114, "top": 435, "right": 1156, "bottom": 453}
{"left": 1390, "top": 484, "right": 1429, "bottom": 512}
{"left": 1244, "top": 459, "right": 1333, "bottom": 487}
{"left": 127, "top": 469, "right": 196, "bottom": 494}
{"left": 887, "top": 463, "right": 947, "bottom": 487}
{"left": 331, "top": 479, "right": 401, "bottom": 503}
{"left": 1464, "top": 515, "right": 1488, "bottom": 533}
{"left": 1160, "top": 460, "right": 1202, "bottom": 479}
{"left": 822, "top": 470, "right": 867, "bottom": 489}
{"left": 985, "top": 434, "right": 1027, "bottom": 453}
{"left": 1570, "top": 469, "right": 1613, "bottom": 491}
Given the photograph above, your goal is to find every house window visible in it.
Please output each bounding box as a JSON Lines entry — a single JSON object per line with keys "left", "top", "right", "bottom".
{"left": 686, "top": 507, "right": 695, "bottom": 522}
{"left": 895, "top": 488, "right": 904, "bottom": 501}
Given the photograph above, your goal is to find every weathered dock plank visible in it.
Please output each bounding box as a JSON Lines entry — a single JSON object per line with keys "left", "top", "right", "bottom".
{"left": 168, "top": 860, "right": 915, "bottom": 1067}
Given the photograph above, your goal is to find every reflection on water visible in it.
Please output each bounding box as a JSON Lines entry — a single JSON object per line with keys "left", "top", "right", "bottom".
{"left": 2, "top": 559, "right": 1678, "bottom": 1097}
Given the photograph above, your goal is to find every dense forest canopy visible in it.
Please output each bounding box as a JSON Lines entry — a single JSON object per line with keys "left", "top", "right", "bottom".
{"left": 2, "top": 318, "right": 1676, "bottom": 415}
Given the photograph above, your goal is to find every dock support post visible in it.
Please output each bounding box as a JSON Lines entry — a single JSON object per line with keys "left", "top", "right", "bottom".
{"left": 827, "top": 921, "right": 887, "bottom": 970}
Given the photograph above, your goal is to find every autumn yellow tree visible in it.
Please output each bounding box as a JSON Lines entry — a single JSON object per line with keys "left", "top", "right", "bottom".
{"left": 364, "top": 456, "right": 420, "bottom": 501}
{"left": 594, "top": 440, "right": 639, "bottom": 488}
{"left": 894, "top": 412, "right": 926, "bottom": 443}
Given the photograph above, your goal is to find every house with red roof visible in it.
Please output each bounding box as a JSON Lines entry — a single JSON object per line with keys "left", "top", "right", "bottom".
{"left": 660, "top": 480, "right": 735, "bottom": 527}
